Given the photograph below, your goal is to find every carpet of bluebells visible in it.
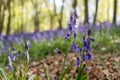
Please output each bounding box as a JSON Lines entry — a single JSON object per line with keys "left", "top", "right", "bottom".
{"left": 0, "top": 11, "right": 120, "bottom": 80}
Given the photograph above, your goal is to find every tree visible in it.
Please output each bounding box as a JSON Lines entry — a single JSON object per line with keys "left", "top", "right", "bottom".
{"left": 84, "top": 0, "right": 89, "bottom": 24}
{"left": 20, "top": 0, "right": 24, "bottom": 33}
{"left": 58, "top": 0, "right": 65, "bottom": 29}
{"left": 113, "top": 0, "right": 117, "bottom": 23}
{"left": 6, "top": 0, "right": 12, "bottom": 35}
{"left": 93, "top": 0, "right": 99, "bottom": 24}
{"left": 31, "top": 0, "right": 40, "bottom": 32}
{"left": 45, "top": 0, "right": 56, "bottom": 29}
{"left": 0, "top": 0, "right": 6, "bottom": 34}
{"left": 72, "top": 0, "right": 77, "bottom": 11}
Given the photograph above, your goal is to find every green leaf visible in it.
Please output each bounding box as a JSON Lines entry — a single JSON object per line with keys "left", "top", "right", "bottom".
{"left": 76, "top": 66, "right": 85, "bottom": 80}
{"left": 81, "top": 75, "right": 88, "bottom": 80}
{"left": 18, "top": 67, "right": 23, "bottom": 80}
{"left": 27, "top": 51, "right": 30, "bottom": 64}
{"left": 35, "top": 75, "right": 40, "bottom": 80}
{"left": 28, "top": 74, "right": 36, "bottom": 80}
{"left": 0, "top": 67, "right": 9, "bottom": 80}
{"left": 60, "top": 64, "right": 71, "bottom": 80}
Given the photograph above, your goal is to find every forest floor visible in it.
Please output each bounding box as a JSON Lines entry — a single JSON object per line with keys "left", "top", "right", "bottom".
{"left": 28, "top": 52, "right": 120, "bottom": 80}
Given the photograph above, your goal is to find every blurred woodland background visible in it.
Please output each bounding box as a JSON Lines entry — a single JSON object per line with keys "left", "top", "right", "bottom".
{"left": 0, "top": 0, "right": 119, "bottom": 35}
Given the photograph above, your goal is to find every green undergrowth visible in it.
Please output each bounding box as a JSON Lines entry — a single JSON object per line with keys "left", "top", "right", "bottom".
{"left": 0, "top": 27, "right": 120, "bottom": 63}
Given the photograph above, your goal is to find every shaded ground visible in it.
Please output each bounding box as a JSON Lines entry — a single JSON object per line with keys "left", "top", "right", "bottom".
{"left": 28, "top": 52, "right": 120, "bottom": 80}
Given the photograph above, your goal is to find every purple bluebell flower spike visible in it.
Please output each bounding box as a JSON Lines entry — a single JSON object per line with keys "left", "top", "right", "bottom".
{"left": 76, "top": 57, "right": 80, "bottom": 67}
{"left": 73, "top": 11, "right": 79, "bottom": 19}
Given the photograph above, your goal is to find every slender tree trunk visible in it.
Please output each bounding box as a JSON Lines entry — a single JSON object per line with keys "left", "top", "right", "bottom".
{"left": 58, "top": 0, "right": 65, "bottom": 29}
{"left": 53, "top": 0, "right": 56, "bottom": 16}
{"left": 113, "top": 0, "right": 117, "bottom": 23}
{"left": 45, "top": 0, "right": 53, "bottom": 29}
{"left": 72, "top": 0, "right": 77, "bottom": 11}
{"left": 31, "top": 0, "right": 40, "bottom": 32}
{"left": 34, "top": 11, "right": 40, "bottom": 32}
{"left": 20, "top": 0, "right": 24, "bottom": 33}
{"left": 0, "top": 0, "right": 5, "bottom": 34}
{"left": 93, "top": 0, "right": 99, "bottom": 24}
{"left": 6, "top": 0, "right": 11, "bottom": 35}
{"left": 84, "top": 0, "right": 89, "bottom": 24}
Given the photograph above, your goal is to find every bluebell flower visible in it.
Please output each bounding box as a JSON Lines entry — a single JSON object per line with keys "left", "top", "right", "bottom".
{"left": 73, "top": 11, "right": 79, "bottom": 19}
{"left": 82, "top": 53, "right": 86, "bottom": 62}
{"left": 68, "top": 24, "right": 73, "bottom": 32}
{"left": 72, "top": 41, "right": 77, "bottom": 50}
{"left": 73, "top": 19, "right": 76, "bottom": 25}
{"left": 87, "top": 29, "right": 91, "bottom": 36}
{"left": 75, "top": 46, "right": 82, "bottom": 54}
{"left": 87, "top": 40, "right": 92, "bottom": 52}
{"left": 24, "top": 52, "right": 27, "bottom": 58}
{"left": 76, "top": 57, "right": 80, "bottom": 67}
{"left": 9, "top": 53, "right": 14, "bottom": 59}
{"left": 88, "top": 53, "right": 93, "bottom": 61}
{"left": 5, "top": 64, "right": 14, "bottom": 71}
{"left": 8, "top": 65, "right": 14, "bottom": 71}
{"left": 70, "top": 16, "right": 74, "bottom": 23}
{"left": 73, "top": 32, "right": 77, "bottom": 39}
{"left": 83, "top": 41, "right": 88, "bottom": 51}
{"left": 64, "top": 33, "right": 70, "bottom": 40}
{"left": 55, "top": 48, "right": 62, "bottom": 54}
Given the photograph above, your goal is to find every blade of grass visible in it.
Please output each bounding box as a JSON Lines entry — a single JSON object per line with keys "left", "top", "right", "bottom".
{"left": 46, "top": 66, "right": 50, "bottom": 80}
{"left": 76, "top": 65, "right": 85, "bottom": 80}
{"left": 60, "top": 63, "right": 71, "bottom": 80}
{"left": 0, "top": 67, "right": 9, "bottom": 80}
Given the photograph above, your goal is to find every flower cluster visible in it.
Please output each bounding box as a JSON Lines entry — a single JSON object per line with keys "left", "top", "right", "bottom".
{"left": 64, "top": 11, "right": 78, "bottom": 41}
{"left": 5, "top": 41, "right": 29, "bottom": 71}
{"left": 5, "top": 48, "right": 20, "bottom": 71}
{"left": 55, "top": 11, "right": 94, "bottom": 69}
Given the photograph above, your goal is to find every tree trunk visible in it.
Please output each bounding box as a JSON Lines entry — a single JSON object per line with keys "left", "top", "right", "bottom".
{"left": 113, "top": 0, "right": 117, "bottom": 23}
{"left": 93, "top": 0, "right": 99, "bottom": 24}
{"left": 6, "top": 0, "right": 11, "bottom": 35}
{"left": 53, "top": 0, "right": 56, "bottom": 16}
{"left": 20, "top": 0, "right": 24, "bottom": 33}
{"left": 84, "top": 0, "right": 89, "bottom": 24}
{"left": 31, "top": 0, "right": 40, "bottom": 32}
{"left": 0, "top": 0, "right": 5, "bottom": 34}
{"left": 58, "top": 0, "right": 65, "bottom": 29}
{"left": 34, "top": 12, "right": 40, "bottom": 32}
{"left": 72, "top": 0, "right": 77, "bottom": 11}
